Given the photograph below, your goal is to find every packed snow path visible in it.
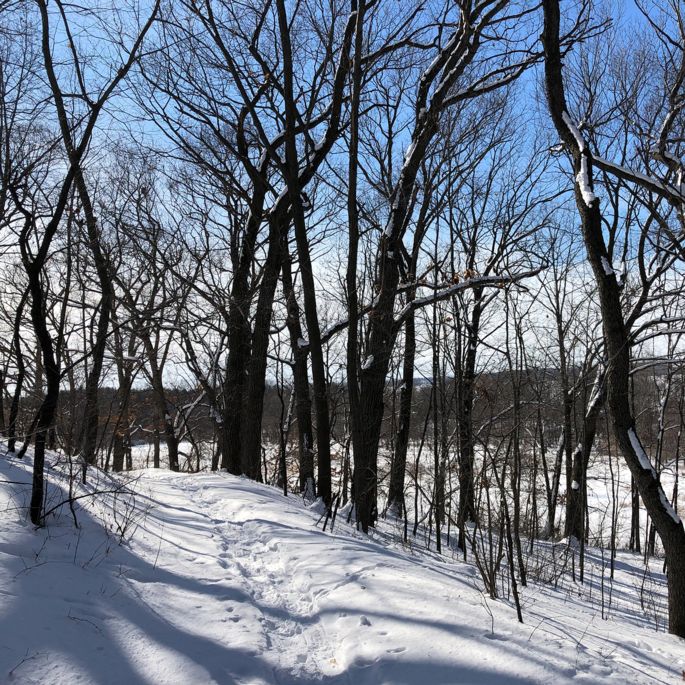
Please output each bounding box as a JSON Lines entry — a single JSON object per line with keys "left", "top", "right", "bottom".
{"left": 1, "top": 457, "right": 684, "bottom": 684}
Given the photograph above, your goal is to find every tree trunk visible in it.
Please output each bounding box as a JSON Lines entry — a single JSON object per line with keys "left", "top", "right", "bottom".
{"left": 542, "top": 0, "right": 685, "bottom": 636}
{"left": 153, "top": 428, "right": 160, "bottom": 469}
{"left": 281, "top": 242, "right": 316, "bottom": 496}
{"left": 567, "top": 368, "right": 605, "bottom": 541}
{"left": 239, "top": 215, "right": 283, "bottom": 480}
{"left": 75, "top": 169, "right": 112, "bottom": 467}
{"left": 387, "top": 313, "right": 415, "bottom": 515}
{"left": 220, "top": 204, "right": 262, "bottom": 474}
{"left": 457, "top": 294, "right": 482, "bottom": 547}
{"left": 26, "top": 265, "right": 60, "bottom": 525}
{"left": 275, "top": 0, "right": 332, "bottom": 504}
{"left": 7, "top": 289, "right": 28, "bottom": 453}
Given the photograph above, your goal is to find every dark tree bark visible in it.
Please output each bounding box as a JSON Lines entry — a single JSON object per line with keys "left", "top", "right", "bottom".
{"left": 541, "top": 0, "right": 685, "bottom": 637}
{"left": 386, "top": 188, "right": 432, "bottom": 516}
{"left": 7, "top": 288, "right": 28, "bottom": 453}
{"left": 456, "top": 291, "right": 482, "bottom": 547}
{"left": 281, "top": 240, "right": 316, "bottom": 496}
{"left": 74, "top": 179, "right": 113, "bottom": 466}
{"left": 220, "top": 184, "right": 266, "bottom": 475}
{"left": 387, "top": 313, "right": 415, "bottom": 516}
{"left": 275, "top": 0, "right": 331, "bottom": 504}
{"left": 39, "top": 0, "right": 159, "bottom": 471}
{"left": 110, "top": 306, "right": 135, "bottom": 473}
{"left": 240, "top": 216, "right": 284, "bottom": 480}
{"left": 567, "top": 367, "right": 606, "bottom": 541}
{"left": 352, "top": 1, "right": 540, "bottom": 532}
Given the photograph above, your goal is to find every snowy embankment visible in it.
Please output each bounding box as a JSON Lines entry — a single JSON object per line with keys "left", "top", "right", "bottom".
{"left": 1, "top": 452, "right": 684, "bottom": 684}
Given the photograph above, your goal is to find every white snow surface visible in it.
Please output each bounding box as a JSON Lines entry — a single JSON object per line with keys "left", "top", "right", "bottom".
{"left": 562, "top": 112, "right": 586, "bottom": 152}
{"left": 576, "top": 156, "right": 597, "bottom": 207}
{"left": 628, "top": 428, "right": 657, "bottom": 476}
{"left": 1, "top": 452, "right": 685, "bottom": 685}
{"left": 659, "top": 485, "right": 683, "bottom": 526}
{"left": 600, "top": 257, "right": 614, "bottom": 276}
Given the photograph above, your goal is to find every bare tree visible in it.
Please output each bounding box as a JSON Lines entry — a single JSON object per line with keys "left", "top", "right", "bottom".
{"left": 541, "top": 0, "right": 685, "bottom": 637}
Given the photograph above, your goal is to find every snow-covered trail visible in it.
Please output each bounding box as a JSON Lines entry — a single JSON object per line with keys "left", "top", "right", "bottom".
{"left": 1, "top": 455, "right": 684, "bottom": 685}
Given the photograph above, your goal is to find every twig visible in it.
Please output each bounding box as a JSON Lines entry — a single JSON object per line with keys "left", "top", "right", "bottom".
{"left": 153, "top": 521, "right": 165, "bottom": 570}
{"left": 68, "top": 609, "right": 103, "bottom": 635}
{"left": 8, "top": 649, "right": 40, "bottom": 677}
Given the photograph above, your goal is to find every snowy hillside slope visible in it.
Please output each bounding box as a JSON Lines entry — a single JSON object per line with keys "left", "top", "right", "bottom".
{"left": 1, "top": 452, "right": 684, "bottom": 684}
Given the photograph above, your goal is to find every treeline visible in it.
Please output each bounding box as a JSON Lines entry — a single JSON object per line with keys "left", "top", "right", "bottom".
{"left": 5, "top": 365, "right": 682, "bottom": 480}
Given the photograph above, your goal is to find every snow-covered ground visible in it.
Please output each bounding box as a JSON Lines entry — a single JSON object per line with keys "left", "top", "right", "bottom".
{"left": 1, "top": 450, "right": 684, "bottom": 684}
{"left": 129, "top": 437, "right": 685, "bottom": 549}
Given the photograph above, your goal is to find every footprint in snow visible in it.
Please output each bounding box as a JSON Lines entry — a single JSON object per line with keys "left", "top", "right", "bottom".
{"left": 589, "top": 663, "right": 613, "bottom": 676}
{"left": 359, "top": 616, "right": 371, "bottom": 626}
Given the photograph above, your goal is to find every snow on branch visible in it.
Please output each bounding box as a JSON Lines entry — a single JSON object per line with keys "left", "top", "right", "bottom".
{"left": 297, "top": 269, "right": 542, "bottom": 354}
{"left": 561, "top": 112, "right": 586, "bottom": 152}
{"left": 393, "top": 268, "right": 543, "bottom": 329}
{"left": 628, "top": 428, "right": 657, "bottom": 476}
{"left": 577, "top": 156, "right": 597, "bottom": 207}
{"left": 560, "top": 113, "right": 598, "bottom": 208}
{"left": 627, "top": 430, "right": 682, "bottom": 525}
{"left": 593, "top": 156, "right": 685, "bottom": 205}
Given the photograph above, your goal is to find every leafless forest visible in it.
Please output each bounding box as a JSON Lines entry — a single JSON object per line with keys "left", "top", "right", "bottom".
{"left": 1, "top": 0, "right": 685, "bottom": 637}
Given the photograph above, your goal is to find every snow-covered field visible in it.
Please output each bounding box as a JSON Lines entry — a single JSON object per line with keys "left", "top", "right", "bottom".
{"left": 1, "top": 450, "right": 684, "bottom": 684}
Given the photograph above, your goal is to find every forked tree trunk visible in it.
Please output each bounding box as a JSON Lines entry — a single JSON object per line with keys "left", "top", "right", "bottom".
{"left": 275, "top": 0, "right": 332, "bottom": 504}
{"left": 240, "top": 216, "right": 284, "bottom": 480}
{"left": 75, "top": 171, "right": 112, "bottom": 467}
{"left": 220, "top": 188, "right": 265, "bottom": 475}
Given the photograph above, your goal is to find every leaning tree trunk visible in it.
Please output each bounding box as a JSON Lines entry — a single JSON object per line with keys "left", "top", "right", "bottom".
{"left": 353, "top": 123, "right": 431, "bottom": 533}
{"left": 351, "top": 8, "right": 501, "bottom": 532}
{"left": 386, "top": 197, "right": 430, "bottom": 515}
{"left": 542, "top": 0, "right": 685, "bottom": 637}
{"left": 275, "top": 0, "right": 332, "bottom": 504}
{"left": 540, "top": 428, "right": 565, "bottom": 539}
